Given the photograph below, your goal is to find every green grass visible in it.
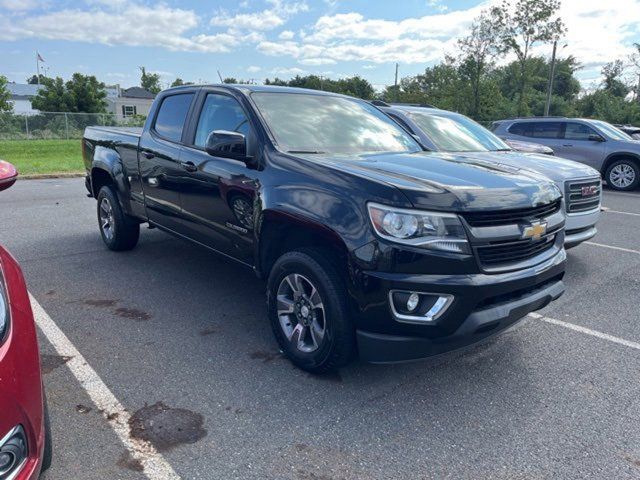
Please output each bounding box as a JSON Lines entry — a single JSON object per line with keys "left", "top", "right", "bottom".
{"left": 0, "top": 139, "right": 83, "bottom": 176}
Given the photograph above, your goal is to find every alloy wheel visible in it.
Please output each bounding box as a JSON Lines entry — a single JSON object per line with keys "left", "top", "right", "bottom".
{"left": 276, "top": 273, "right": 326, "bottom": 353}
{"left": 610, "top": 163, "right": 636, "bottom": 189}
{"left": 99, "top": 197, "right": 115, "bottom": 241}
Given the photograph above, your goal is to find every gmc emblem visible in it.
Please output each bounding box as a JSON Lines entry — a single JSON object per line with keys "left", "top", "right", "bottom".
{"left": 581, "top": 185, "right": 598, "bottom": 196}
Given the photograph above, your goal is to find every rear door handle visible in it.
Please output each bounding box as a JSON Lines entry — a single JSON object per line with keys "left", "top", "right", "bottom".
{"left": 142, "top": 150, "right": 155, "bottom": 159}
{"left": 180, "top": 161, "right": 198, "bottom": 172}
{"left": 562, "top": 144, "right": 573, "bottom": 147}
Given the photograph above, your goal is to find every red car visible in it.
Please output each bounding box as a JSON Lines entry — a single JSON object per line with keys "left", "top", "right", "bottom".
{"left": 0, "top": 161, "right": 52, "bottom": 479}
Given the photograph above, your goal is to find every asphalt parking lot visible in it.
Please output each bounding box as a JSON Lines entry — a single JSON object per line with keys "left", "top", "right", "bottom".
{"left": 1, "top": 179, "right": 640, "bottom": 480}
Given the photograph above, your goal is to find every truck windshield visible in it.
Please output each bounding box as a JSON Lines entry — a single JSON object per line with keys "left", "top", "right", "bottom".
{"left": 408, "top": 111, "right": 511, "bottom": 152}
{"left": 251, "top": 92, "right": 421, "bottom": 155}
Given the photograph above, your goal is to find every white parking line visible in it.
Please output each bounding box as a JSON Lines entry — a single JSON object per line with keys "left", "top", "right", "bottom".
{"left": 584, "top": 241, "right": 640, "bottom": 255}
{"left": 529, "top": 312, "right": 640, "bottom": 351}
{"left": 30, "top": 294, "right": 180, "bottom": 480}
{"left": 603, "top": 209, "right": 640, "bottom": 217}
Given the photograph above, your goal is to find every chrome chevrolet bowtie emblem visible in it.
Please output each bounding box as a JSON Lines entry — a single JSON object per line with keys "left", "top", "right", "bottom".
{"left": 522, "top": 221, "right": 547, "bottom": 241}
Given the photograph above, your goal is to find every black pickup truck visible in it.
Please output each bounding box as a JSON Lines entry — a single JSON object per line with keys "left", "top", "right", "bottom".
{"left": 83, "top": 85, "right": 566, "bottom": 373}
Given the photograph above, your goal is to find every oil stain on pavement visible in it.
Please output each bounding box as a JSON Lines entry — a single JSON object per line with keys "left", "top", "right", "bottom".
{"left": 40, "top": 354, "right": 72, "bottom": 374}
{"left": 129, "top": 402, "right": 207, "bottom": 452}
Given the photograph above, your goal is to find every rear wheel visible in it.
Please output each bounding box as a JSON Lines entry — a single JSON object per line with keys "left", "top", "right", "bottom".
{"left": 96, "top": 186, "right": 140, "bottom": 251}
{"left": 267, "top": 249, "right": 355, "bottom": 373}
{"left": 605, "top": 159, "right": 640, "bottom": 191}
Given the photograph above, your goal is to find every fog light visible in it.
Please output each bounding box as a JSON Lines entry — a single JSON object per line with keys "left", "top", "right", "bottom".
{"left": 389, "top": 290, "right": 454, "bottom": 324}
{"left": 0, "top": 425, "right": 27, "bottom": 477}
{"left": 407, "top": 293, "right": 420, "bottom": 312}
{"left": 0, "top": 451, "right": 14, "bottom": 472}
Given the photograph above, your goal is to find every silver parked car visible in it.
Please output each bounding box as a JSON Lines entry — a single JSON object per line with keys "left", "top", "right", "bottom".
{"left": 493, "top": 117, "right": 640, "bottom": 191}
{"left": 379, "top": 104, "right": 601, "bottom": 248}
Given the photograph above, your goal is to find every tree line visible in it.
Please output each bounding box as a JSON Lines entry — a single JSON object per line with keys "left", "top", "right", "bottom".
{"left": 2, "top": 0, "right": 640, "bottom": 126}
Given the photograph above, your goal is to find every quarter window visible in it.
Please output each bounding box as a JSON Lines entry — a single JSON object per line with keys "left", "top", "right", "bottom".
{"left": 154, "top": 93, "right": 194, "bottom": 143}
{"left": 508, "top": 122, "right": 533, "bottom": 137}
{"left": 194, "top": 94, "right": 250, "bottom": 148}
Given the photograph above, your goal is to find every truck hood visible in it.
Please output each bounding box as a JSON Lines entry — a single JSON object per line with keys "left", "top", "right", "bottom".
{"left": 304, "top": 151, "right": 562, "bottom": 212}
{"left": 452, "top": 151, "right": 600, "bottom": 182}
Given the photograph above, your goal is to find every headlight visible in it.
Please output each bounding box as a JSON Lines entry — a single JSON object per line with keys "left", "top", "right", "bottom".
{"left": 367, "top": 202, "right": 470, "bottom": 254}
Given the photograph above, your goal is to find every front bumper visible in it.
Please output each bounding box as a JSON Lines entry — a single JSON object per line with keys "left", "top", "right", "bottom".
{"left": 564, "top": 207, "right": 600, "bottom": 248}
{"left": 352, "top": 248, "right": 566, "bottom": 363}
{"left": 565, "top": 226, "right": 597, "bottom": 249}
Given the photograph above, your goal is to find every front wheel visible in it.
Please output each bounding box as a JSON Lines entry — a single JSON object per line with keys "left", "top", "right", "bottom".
{"left": 96, "top": 186, "right": 140, "bottom": 251}
{"left": 605, "top": 159, "right": 640, "bottom": 191}
{"left": 267, "top": 249, "right": 355, "bottom": 373}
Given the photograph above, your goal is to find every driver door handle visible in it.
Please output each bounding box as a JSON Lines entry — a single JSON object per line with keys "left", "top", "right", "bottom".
{"left": 180, "top": 161, "right": 198, "bottom": 172}
{"left": 141, "top": 150, "right": 155, "bottom": 159}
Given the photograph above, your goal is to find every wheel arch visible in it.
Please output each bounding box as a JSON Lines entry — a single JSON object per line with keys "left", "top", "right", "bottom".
{"left": 255, "top": 209, "right": 350, "bottom": 280}
{"left": 601, "top": 151, "right": 640, "bottom": 175}
{"left": 89, "top": 146, "right": 132, "bottom": 215}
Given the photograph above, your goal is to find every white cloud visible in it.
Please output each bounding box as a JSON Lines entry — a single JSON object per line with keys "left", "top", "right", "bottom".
{"left": 247, "top": 65, "right": 262, "bottom": 73}
{"left": 271, "top": 66, "right": 307, "bottom": 76}
{"left": 298, "top": 57, "right": 336, "bottom": 65}
{"left": 426, "top": 0, "right": 448, "bottom": 13}
{"left": 279, "top": 30, "right": 295, "bottom": 40}
{"left": 0, "top": 0, "right": 40, "bottom": 11}
{"left": 210, "top": 0, "right": 307, "bottom": 31}
{"left": 0, "top": 4, "right": 242, "bottom": 52}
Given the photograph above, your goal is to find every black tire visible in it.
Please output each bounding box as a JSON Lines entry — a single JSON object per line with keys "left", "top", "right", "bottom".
{"left": 267, "top": 248, "right": 356, "bottom": 373}
{"left": 41, "top": 395, "right": 53, "bottom": 472}
{"left": 605, "top": 158, "right": 640, "bottom": 191}
{"left": 96, "top": 186, "right": 140, "bottom": 251}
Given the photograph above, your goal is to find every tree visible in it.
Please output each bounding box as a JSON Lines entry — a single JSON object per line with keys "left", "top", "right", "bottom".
{"left": 26, "top": 74, "right": 51, "bottom": 85}
{"left": 139, "top": 66, "right": 162, "bottom": 94}
{"left": 31, "top": 74, "right": 107, "bottom": 113}
{"left": 630, "top": 43, "right": 640, "bottom": 103}
{"left": 457, "top": 10, "right": 505, "bottom": 118}
{"left": 0, "top": 76, "right": 12, "bottom": 112}
{"left": 171, "top": 78, "right": 185, "bottom": 87}
{"left": 601, "top": 60, "right": 629, "bottom": 98}
{"left": 494, "top": 0, "right": 565, "bottom": 116}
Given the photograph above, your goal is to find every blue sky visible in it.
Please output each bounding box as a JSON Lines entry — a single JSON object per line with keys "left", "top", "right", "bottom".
{"left": 2, "top": 0, "right": 640, "bottom": 91}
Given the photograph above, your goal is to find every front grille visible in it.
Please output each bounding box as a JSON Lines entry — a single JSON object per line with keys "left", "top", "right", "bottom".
{"left": 565, "top": 178, "right": 601, "bottom": 214}
{"left": 462, "top": 200, "right": 561, "bottom": 227}
{"left": 476, "top": 229, "right": 559, "bottom": 267}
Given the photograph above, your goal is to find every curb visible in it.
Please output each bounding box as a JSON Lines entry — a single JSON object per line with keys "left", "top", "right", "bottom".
{"left": 19, "top": 172, "right": 85, "bottom": 180}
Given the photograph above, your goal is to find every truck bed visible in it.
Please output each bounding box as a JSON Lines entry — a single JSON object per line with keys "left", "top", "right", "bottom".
{"left": 84, "top": 126, "right": 143, "bottom": 138}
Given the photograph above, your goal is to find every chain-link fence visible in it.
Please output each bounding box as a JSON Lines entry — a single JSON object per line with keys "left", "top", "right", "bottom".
{"left": 0, "top": 112, "right": 147, "bottom": 140}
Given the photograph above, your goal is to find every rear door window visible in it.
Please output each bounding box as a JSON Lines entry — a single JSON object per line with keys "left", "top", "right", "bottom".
{"left": 531, "top": 122, "right": 563, "bottom": 139}
{"left": 154, "top": 93, "right": 194, "bottom": 143}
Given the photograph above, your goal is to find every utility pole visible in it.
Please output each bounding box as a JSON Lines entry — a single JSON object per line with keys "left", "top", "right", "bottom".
{"left": 544, "top": 41, "right": 558, "bottom": 117}
{"left": 217, "top": 70, "right": 224, "bottom": 83}
{"left": 394, "top": 63, "right": 399, "bottom": 102}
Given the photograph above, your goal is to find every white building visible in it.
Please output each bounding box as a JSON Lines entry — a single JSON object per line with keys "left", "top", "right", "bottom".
{"left": 105, "top": 85, "right": 156, "bottom": 119}
{"left": 7, "top": 83, "right": 44, "bottom": 114}
{"left": 5, "top": 82, "right": 155, "bottom": 119}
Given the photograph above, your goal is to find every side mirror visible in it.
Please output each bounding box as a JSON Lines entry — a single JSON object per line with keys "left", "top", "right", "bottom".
{"left": 205, "top": 130, "right": 249, "bottom": 161}
{"left": 0, "top": 161, "right": 17, "bottom": 192}
{"left": 588, "top": 133, "right": 605, "bottom": 142}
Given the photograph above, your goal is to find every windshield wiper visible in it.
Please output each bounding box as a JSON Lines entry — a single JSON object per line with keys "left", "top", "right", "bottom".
{"left": 287, "top": 150, "right": 326, "bottom": 154}
{"left": 494, "top": 148, "right": 512, "bottom": 151}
